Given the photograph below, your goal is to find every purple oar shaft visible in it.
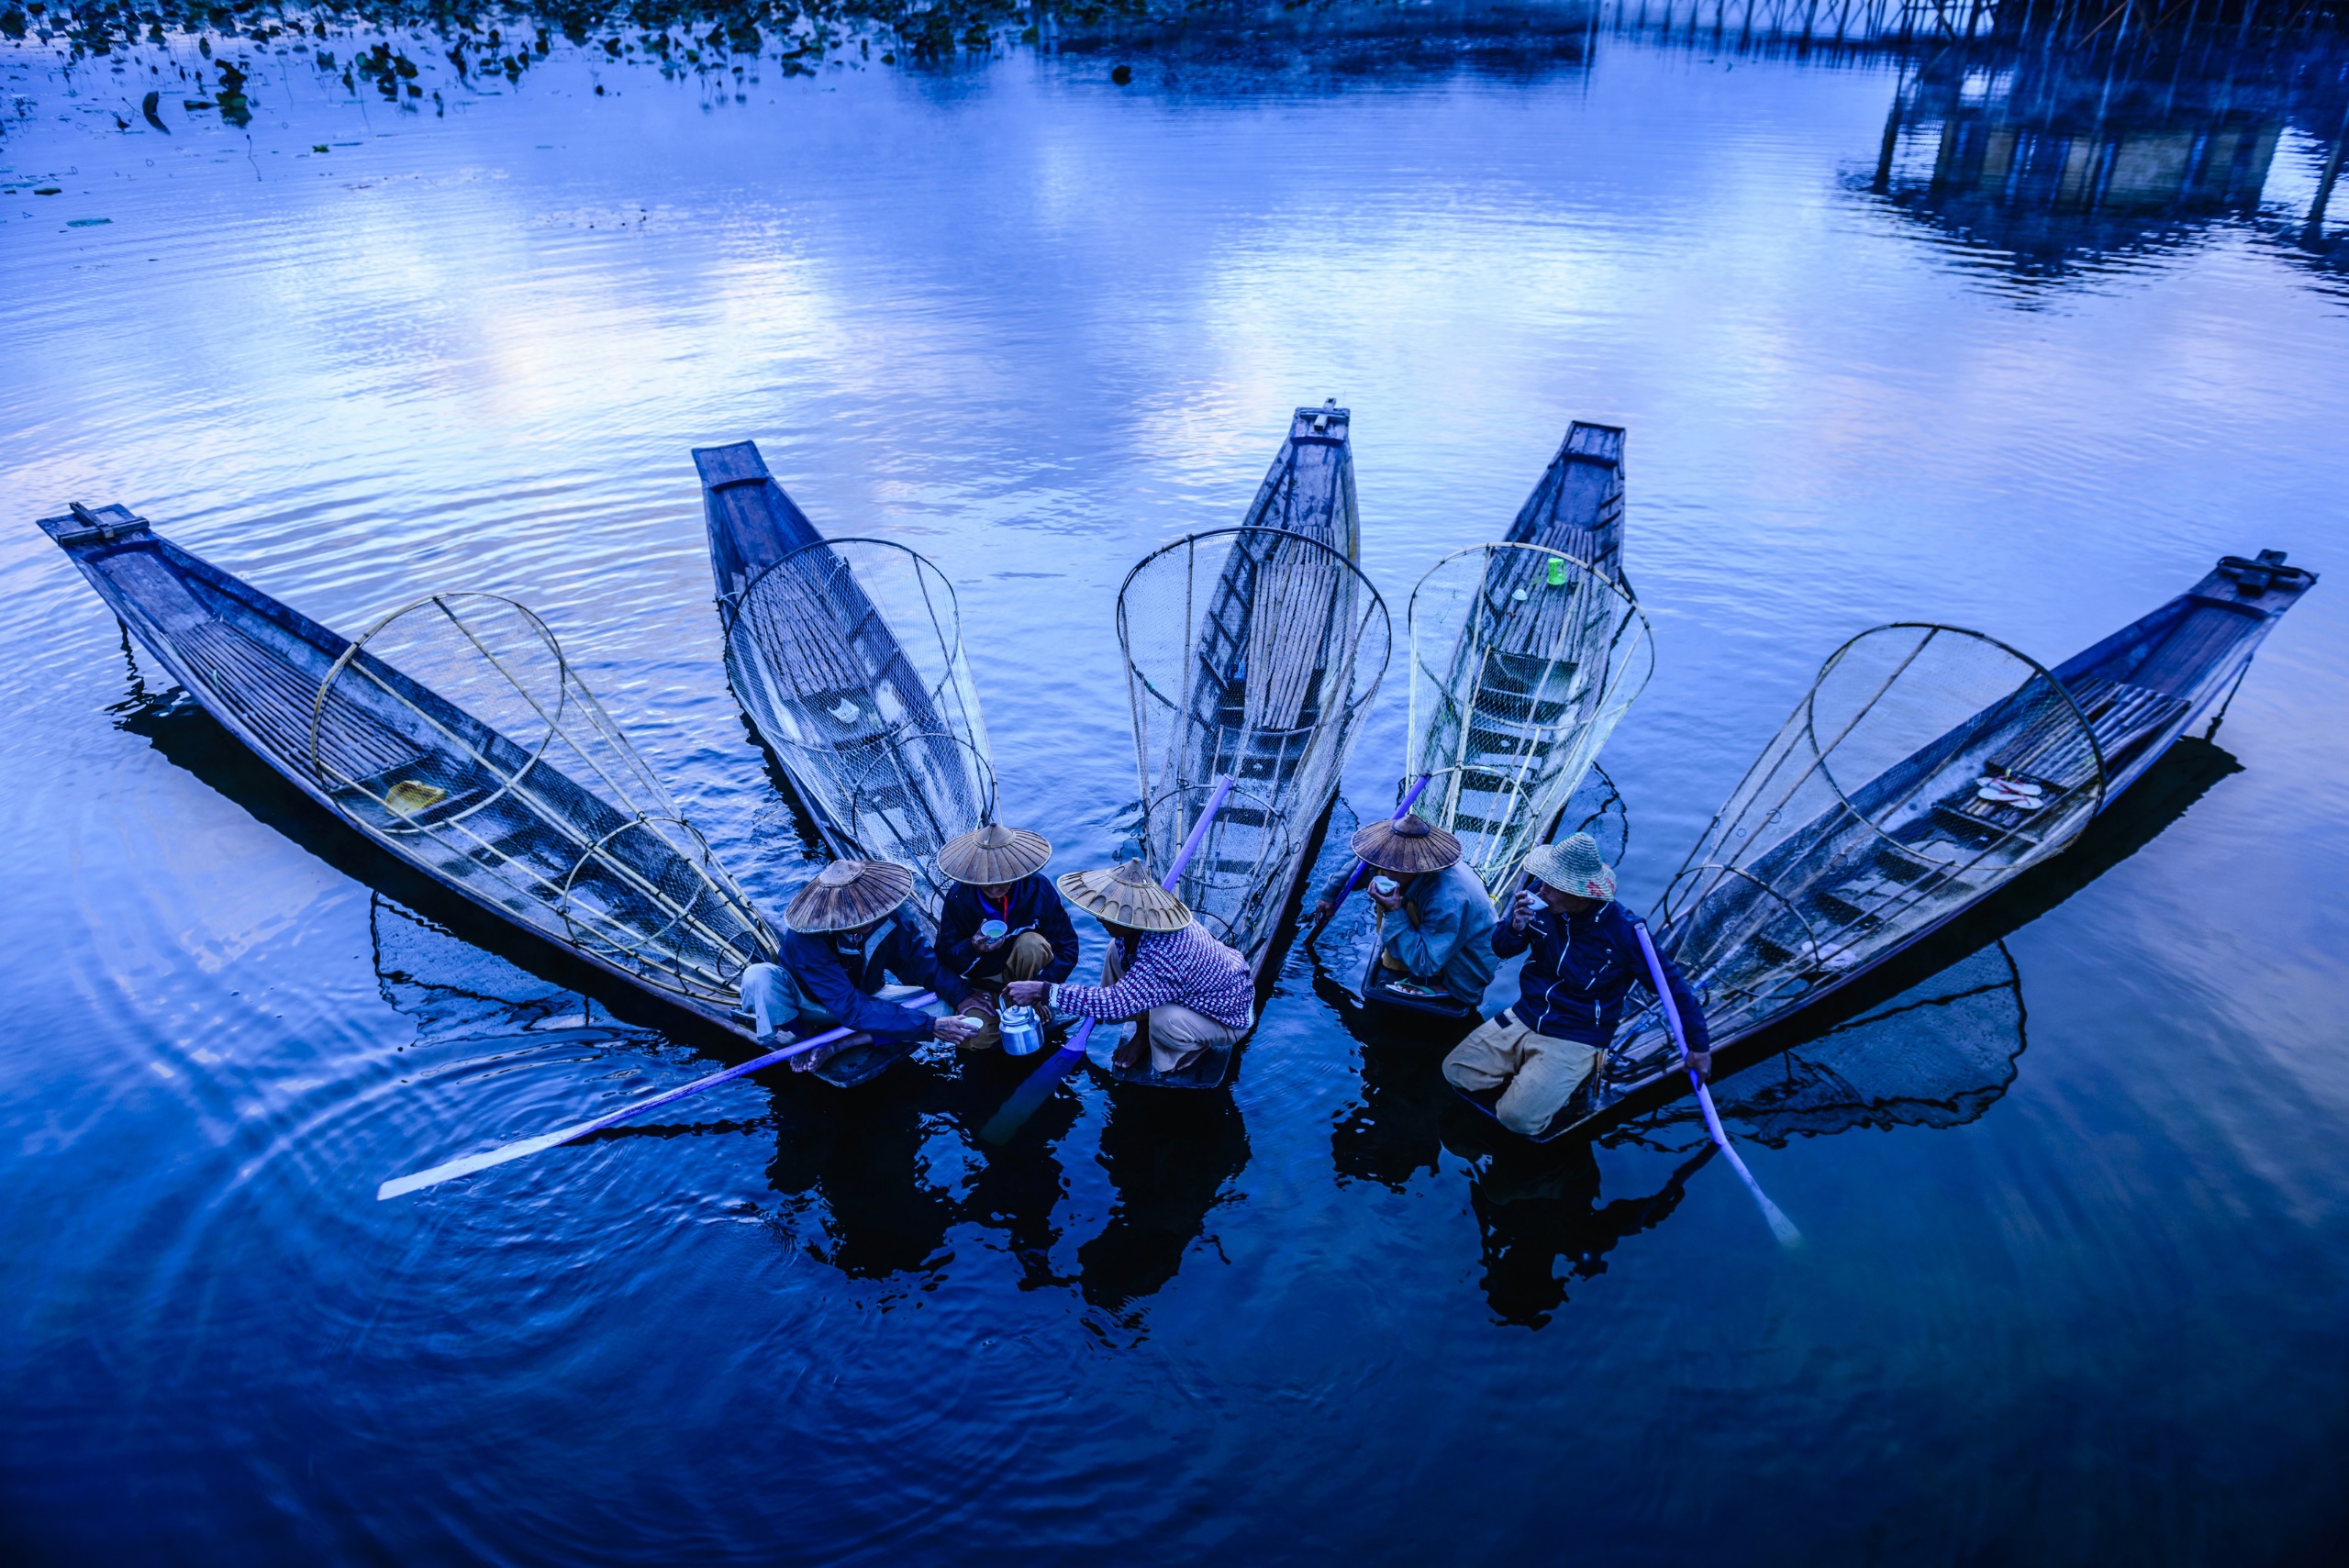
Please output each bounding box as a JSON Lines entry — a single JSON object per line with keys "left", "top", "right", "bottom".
{"left": 379, "top": 994, "right": 938, "bottom": 1199}
{"left": 1630, "top": 920, "right": 1798, "bottom": 1246}
{"left": 1168, "top": 774, "right": 1238, "bottom": 884}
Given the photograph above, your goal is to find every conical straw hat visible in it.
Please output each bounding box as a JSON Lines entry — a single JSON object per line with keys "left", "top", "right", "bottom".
{"left": 937, "top": 822, "right": 1052, "bottom": 884}
{"left": 1521, "top": 834, "right": 1616, "bottom": 900}
{"left": 785, "top": 859, "right": 916, "bottom": 934}
{"left": 1056, "top": 859, "right": 1191, "bottom": 933}
{"left": 1350, "top": 813, "right": 1462, "bottom": 874}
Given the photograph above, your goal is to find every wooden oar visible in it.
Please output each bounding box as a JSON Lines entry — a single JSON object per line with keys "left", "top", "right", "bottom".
{"left": 979, "top": 774, "right": 1236, "bottom": 1146}
{"left": 1304, "top": 772, "right": 1434, "bottom": 944}
{"left": 378, "top": 995, "right": 938, "bottom": 1200}
{"left": 1630, "top": 920, "right": 1800, "bottom": 1248}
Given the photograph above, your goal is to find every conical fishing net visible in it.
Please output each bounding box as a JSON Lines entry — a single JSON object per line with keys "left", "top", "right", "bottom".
{"left": 1408, "top": 543, "right": 1653, "bottom": 897}
{"left": 1119, "top": 527, "right": 1391, "bottom": 958}
{"left": 1631, "top": 623, "right": 2101, "bottom": 1062}
{"left": 311, "top": 593, "right": 774, "bottom": 1006}
{"left": 722, "top": 538, "right": 996, "bottom": 906}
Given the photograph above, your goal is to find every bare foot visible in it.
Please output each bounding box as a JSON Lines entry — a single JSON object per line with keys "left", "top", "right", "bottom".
{"left": 1110, "top": 1034, "right": 1147, "bottom": 1073}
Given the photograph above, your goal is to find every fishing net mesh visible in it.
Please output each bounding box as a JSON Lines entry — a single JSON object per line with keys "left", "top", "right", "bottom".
{"left": 1646, "top": 623, "right": 2100, "bottom": 1046}
{"left": 726, "top": 539, "right": 996, "bottom": 905}
{"left": 1408, "top": 543, "right": 1653, "bottom": 897}
{"left": 1119, "top": 528, "right": 1390, "bottom": 955}
{"left": 1623, "top": 943, "right": 2026, "bottom": 1151}
{"left": 312, "top": 593, "right": 773, "bottom": 1006}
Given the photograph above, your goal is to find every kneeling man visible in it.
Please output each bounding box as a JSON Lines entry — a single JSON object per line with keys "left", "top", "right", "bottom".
{"left": 935, "top": 821, "right": 1081, "bottom": 1051}
{"left": 1443, "top": 834, "right": 1710, "bottom": 1137}
{"left": 1003, "top": 860, "right": 1252, "bottom": 1076}
{"left": 1346, "top": 813, "right": 1498, "bottom": 1009}
{"left": 739, "top": 859, "right": 991, "bottom": 1073}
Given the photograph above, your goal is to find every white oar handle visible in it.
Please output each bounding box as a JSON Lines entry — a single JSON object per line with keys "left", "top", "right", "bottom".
{"left": 379, "top": 994, "right": 938, "bottom": 1200}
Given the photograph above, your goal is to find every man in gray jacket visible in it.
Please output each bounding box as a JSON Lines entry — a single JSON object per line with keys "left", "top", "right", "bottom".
{"left": 1326, "top": 814, "right": 1498, "bottom": 1009}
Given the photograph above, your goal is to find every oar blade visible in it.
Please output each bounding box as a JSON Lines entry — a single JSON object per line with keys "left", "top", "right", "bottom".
{"left": 377, "top": 1125, "right": 584, "bottom": 1201}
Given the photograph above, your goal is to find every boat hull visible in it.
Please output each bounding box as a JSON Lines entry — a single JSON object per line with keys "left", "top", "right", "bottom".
{"left": 37, "top": 503, "right": 772, "bottom": 1049}
{"left": 1455, "top": 550, "right": 2317, "bottom": 1143}
{"left": 1104, "top": 405, "right": 1378, "bottom": 1092}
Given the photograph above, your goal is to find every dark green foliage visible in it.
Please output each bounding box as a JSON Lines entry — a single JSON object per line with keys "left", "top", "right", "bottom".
{"left": 214, "top": 54, "right": 250, "bottom": 122}
{"left": 0, "top": 0, "right": 1205, "bottom": 83}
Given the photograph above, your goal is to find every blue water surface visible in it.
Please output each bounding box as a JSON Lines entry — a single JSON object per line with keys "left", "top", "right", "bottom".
{"left": 2, "top": 14, "right": 2346, "bottom": 1564}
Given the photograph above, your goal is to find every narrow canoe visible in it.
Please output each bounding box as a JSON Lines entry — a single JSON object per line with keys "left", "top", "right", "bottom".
{"left": 695, "top": 440, "right": 997, "bottom": 1086}
{"left": 1463, "top": 549, "right": 2318, "bottom": 1140}
{"left": 37, "top": 501, "right": 778, "bottom": 1042}
{"left": 1100, "top": 403, "right": 1392, "bottom": 1089}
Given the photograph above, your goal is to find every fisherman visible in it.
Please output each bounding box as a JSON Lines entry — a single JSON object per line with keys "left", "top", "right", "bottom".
{"left": 1319, "top": 813, "right": 1498, "bottom": 1010}
{"left": 1001, "top": 860, "right": 1253, "bottom": 1076}
{"left": 1442, "top": 834, "right": 1711, "bottom": 1138}
{"left": 738, "top": 859, "right": 993, "bottom": 1073}
{"left": 934, "top": 822, "right": 1081, "bottom": 1051}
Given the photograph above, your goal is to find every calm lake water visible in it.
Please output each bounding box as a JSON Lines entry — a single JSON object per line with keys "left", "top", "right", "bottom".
{"left": 5, "top": 13, "right": 2348, "bottom": 1563}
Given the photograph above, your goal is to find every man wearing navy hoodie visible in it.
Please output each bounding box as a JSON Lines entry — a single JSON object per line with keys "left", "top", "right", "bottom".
{"left": 1443, "top": 834, "right": 1710, "bottom": 1138}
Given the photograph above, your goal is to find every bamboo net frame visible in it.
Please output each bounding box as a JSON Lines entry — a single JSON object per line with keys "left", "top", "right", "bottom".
{"left": 1605, "top": 623, "right": 2106, "bottom": 1084}
{"left": 309, "top": 592, "right": 774, "bottom": 1005}
{"left": 721, "top": 537, "right": 995, "bottom": 906}
{"left": 1118, "top": 528, "right": 1391, "bottom": 960}
{"left": 1407, "top": 542, "right": 1654, "bottom": 897}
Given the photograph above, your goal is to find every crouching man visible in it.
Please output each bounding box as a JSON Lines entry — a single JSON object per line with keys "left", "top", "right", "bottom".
{"left": 739, "top": 859, "right": 992, "bottom": 1073}
{"left": 934, "top": 822, "right": 1080, "bottom": 1051}
{"left": 1442, "top": 834, "right": 1710, "bottom": 1137}
{"left": 1343, "top": 813, "right": 1497, "bottom": 1010}
{"left": 1002, "top": 860, "right": 1252, "bottom": 1077}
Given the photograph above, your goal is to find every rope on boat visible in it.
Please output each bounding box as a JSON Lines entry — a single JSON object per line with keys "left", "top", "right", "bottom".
{"left": 1631, "top": 918, "right": 1801, "bottom": 1250}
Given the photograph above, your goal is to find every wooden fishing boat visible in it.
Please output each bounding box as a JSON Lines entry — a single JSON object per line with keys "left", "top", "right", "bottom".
{"left": 1461, "top": 549, "right": 2318, "bottom": 1141}
{"left": 696, "top": 440, "right": 995, "bottom": 914}
{"left": 696, "top": 440, "right": 997, "bottom": 1085}
{"left": 1507, "top": 421, "right": 1628, "bottom": 584}
{"left": 38, "top": 501, "right": 778, "bottom": 1042}
{"left": 1366, "top": 423, "right": 1648, "bottom": 1020}
{"left": 1098, "top": 403, "right": 1392, "bottom": 1089}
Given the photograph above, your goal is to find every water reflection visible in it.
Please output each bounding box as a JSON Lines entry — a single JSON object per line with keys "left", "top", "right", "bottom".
{"left": 759, "top": 1062, "right": 1085, "bottom": 1288}
{"left": 1325, "top": 733, "right": 2245, "bottom": 1322}
{"left": 1466, "top": 1143, "right": 1710, "bottom": 1328}
{"left": 1636, "top": 940, "right": 2027, "bottom": 1148}
{"left": 1867, "top": 33, "right": 2349, "bottom": 281}
{"left": 1079, "top": 1093, "right": 1251, "bottom": 1317}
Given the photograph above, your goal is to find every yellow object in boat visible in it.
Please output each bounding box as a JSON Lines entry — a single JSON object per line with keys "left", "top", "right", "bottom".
{"left": 384, "top": 780, "right": 448, "bottom": 816}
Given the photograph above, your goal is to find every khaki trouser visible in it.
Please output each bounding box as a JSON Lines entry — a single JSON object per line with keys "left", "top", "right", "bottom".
{"left": 1099, "top": 940, "right": 1242, "bottom": 1075}
{"left": 1442, "top": 1010, "right": 1600, "bottom": 1137}
{"left": 960, "top": 931, "right": 1056, "bottom": 1051}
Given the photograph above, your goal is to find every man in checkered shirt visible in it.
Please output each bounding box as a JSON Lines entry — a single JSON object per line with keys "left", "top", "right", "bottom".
{"left": 1003, "top": 859, "right": 1252, "bottom": 1075}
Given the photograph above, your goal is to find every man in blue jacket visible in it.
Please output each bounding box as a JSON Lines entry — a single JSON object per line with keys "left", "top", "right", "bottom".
{"left": 1442, "top": 834, "right": 1710, "bottom": 1138}
{"left": 739, "top": 860, "right": 990, "bottom": 1074}
{"left": 933, "top": 822, "right": 1080, "bottom": 1051}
